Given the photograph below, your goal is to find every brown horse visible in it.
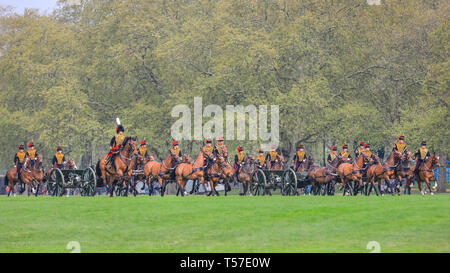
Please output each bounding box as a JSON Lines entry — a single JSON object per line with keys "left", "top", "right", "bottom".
{"left": 337, "top": 153, "right": 370, "bottom": 196}
{"left": 6, "top": 154, "right": 44, "bottom": 197}
{"left": 308, "top": 155, "right": 343, "bottom": 195}
{"left": 237, "top": 155, "right": 256, "bottom": 195}
{"left": 98, "top": 136, "right": 137, "bottom": 197}
{"left": 217, "top": 154, "right": 235, "bottom": 196}
{"left": 174, "top": 150, "right": 209, "bottom": 196}
{"left": 143, "top": 151, "right": 182, "bottom": 196}
{"left": 409, "top": 153, "right": 440, "bottom": 196}
{"left": 366, "top": 151, "right": 403, "bottom": 196}
{"left": 395, "top": 150, "right": 413, "bottom": 195}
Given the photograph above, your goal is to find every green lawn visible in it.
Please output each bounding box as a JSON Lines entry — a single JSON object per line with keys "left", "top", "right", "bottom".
{"left": 0, "top": 194, "right": 449, "bottom": 253}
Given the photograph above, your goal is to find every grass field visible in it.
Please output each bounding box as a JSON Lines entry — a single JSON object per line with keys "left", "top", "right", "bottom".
{"left": 0, "top": 194, "right": 449, "bottom": 253}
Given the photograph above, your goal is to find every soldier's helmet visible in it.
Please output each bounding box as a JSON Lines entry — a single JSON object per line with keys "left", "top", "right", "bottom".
{"left": 205, "top": 138, "right": 212, "bottom": 144}
{"left": 56, "top": 146, "right": 62, "bottom": 152}
{"left": 116, "top": 125, "right": 125, "bottom": 133}
{"left": 298, "top": 144, "right": 304, "bottom": 149}
{"left": 173, "top": 141, "right": 178, "bottom": 146}
{"left": 28, "top": 142, "right": 34, "bottom": 148}
{"left": 421, "top": 140, "right": 426, "bottom": 146}
{"left": 141, "top": 140, "right": 146, "bottom": 146}
{"left": 342, "top": 144, "right": 348, "bottom": 149}
{"left": 331, "top": 145, "right": 337, "bottom": 151}
{"left": 364, "top": 143, "right": 370, "bottom": 148}
{"left": 399, "top": 135, "right": 405, "bottom": 140}
{"left": 18, "top": 144, "right": 24, "bottom": 150}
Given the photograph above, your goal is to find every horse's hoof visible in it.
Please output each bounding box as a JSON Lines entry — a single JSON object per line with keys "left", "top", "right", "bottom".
{"left": 431, "top": 192, "right": 434, "bottom": 196}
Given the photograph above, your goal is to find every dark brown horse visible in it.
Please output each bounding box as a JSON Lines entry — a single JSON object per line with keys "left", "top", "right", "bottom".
{"left": 296, "top": 155, "right": 313, "bottom": 172}
{"left": 395, "top": 150, "right": 413, "bottom": 195}
{"left": 6, "top": 154, "right": 44, "bottom": 197}
{"left": 237, "top": 155, "right": 256, "bottom": 195}
{"left": 143, "top": 151, "right": 182, "bottom": 196}
{"left": 217, "top": 154, "right": 235, "bottom": 196}
{"left": 409, "top": 153, "right": 440, "bottom": 195}
{"left": 98, "top": 137, "right": 137, "bottom": 197}
{"left": 308, "top": 155, "right": 343, "bottom": 195}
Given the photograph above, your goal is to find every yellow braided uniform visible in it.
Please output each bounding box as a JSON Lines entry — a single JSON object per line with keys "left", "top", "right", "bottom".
{"left": 15, "top": 151, "right": 26, "bottom": 164}
{"left": 269, "top": 151, "right": 277, "bottom": 161}
{"left": 257, "top": 154, "right": 265, "bottom": 167}
{"left": 27, "top": 149, "right": 37, "bottom": 160}
{"left": 296, "top": 151, "right": 306, "bottom": 162}
{"left": 139, "top": 147, "right": 147, "bottom": 157}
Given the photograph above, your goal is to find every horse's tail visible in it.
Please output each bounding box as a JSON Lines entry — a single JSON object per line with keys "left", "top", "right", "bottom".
{"left": 95, "top": 160, "right": 104, "bottom": 187}
{"left": 4, "top": 173, "right": 8, "bottom": 187}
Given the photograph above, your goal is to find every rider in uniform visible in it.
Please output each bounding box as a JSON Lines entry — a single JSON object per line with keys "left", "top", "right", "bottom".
{"left": 393, "top": 135, "right": 408, "bottom": 154}
{"left": 139, "top": 140, "right": 149, "bottom": 160}
{"left": 106, "top": 124, "right": 126, "bottom": 169}
{"left": 202, "top": 139, "right": 214, "bottom": 173}
{"left": 265, "top": 146, "right": 278, "bottom": 167}
{"left": 293, "top": 144, "right": 306, "bottom": 171}
{"left": 234, "top": 147, "right": 245, "bottom": 179}
{"left": 327, "top": 145, "right": 337, "bottom": 164}
{"left": 340, "top": 144, "right": 352, "bottom": 162}
{"left": 214, "top": 136, "right": 228, "bottom": 161}
{"left": 414, "top": 141, "right": 430, "bottom": 176}
{"left": 26, "top": 142, "right": 38, "bottom": 167}
{"left": 362, "top": 143, "right": 376, "bottom": 161}
{"left": 256, "top": 149, "right": 266, "bottom": 169}
{"left": 14, "top": 145, "right": 26, "bottom": 179}
{"left": 52, "top": 147, "right": 66, "bottom": 169}
{"left": 355, "top": 141, "right": 365, "bottom": 157}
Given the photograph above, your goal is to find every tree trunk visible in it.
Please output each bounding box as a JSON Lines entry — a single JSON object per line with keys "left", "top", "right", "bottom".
{"left": 437, "top": 152, "right": 447, "bottom": 193}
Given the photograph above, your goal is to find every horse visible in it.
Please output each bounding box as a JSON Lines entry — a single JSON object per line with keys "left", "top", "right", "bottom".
{"left": 217, "top": 154, "right": 235, "bottom": 196}
{"left": 237, "top": 156, "right": 256, "bottom": 195}
{"left": 174, "top": 150, "right": 210, "bottom": 196}
{"left": 6, "top": 154, "right": 44, "bottom": 197}
{"left": 308, "top": 155, "right": 343, "bottom": 196}
{"left": 337, "top": 153, "right": 370, "bottom": 196}
{"left": 409, "top": 153, "right": 440, "bottom": 196}
{"left": 97, "top": 136, "right": 138, "bottom": 197}
{"left": 395, "top": 150, "right": 413, "bottom": 195}
{"left": 143, "top": 151, "right": 182, "bottom": 196}
{"left": 366, "top": 151, "right": 403, "bottom": 196}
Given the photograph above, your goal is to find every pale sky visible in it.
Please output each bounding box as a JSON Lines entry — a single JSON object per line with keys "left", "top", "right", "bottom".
{"left": 0, "top": 0, "right": 59, "bottom": 14}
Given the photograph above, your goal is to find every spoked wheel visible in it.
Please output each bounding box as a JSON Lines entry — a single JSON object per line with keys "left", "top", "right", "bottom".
{"left": 49, "top": 168, "right": 64, "bottom": 197}
{"left": 251, "top": 169, "right": 266, "bottom": 196}
{"left": 282, "top": 169, "right": 297, "bottom": 196}
{"left": 81, "top": 167, "right": 97, "bottom": 196}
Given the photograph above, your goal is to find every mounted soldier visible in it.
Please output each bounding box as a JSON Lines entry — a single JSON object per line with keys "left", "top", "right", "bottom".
{"left": 265, "top": 145, "right": 278, "bottom": 167}
{"left": 413, "top": 141, "right": 430, "bottom": 176}
{"left": 214, "top": 136, "right": 228, "bottom": 161}
{"left": 327, "top": 145, "right": 338, "bottom": 164}
{"left": 202, "top": 138, "right": 214, "bottom": 174}
{"left": 256, "top": 149, "right": 266, "bottom": 169}
{"left": 393, "top": 135, "right": 408, "bottom": 155}
{"left": 340, "top": 144, "right": 352, "bottom": 163}
{"left": 14, "top": 144, "right": 26, "bottom": 180}
{"left": 293, "top": 144, "right": 306, "bottom": 171}
{"left": 138, "top": 140, "right": 149, "bottom": 160}
{"left": 52, "top": 147, "right": 66, "bottom": 169}
{"left": 362, "top": 143, "right": 376, "bottom": 161}
{"left": 234, "top": 147, "right": 245, "bottom": 181}
{"left": 26, "top": 142, "right": 38, "bottom": 167}
{"left": 105, "top": 121, "right": 126, "bottom": 170}
{"left": 355, "top": 141, "right": 365, "bottom": 157}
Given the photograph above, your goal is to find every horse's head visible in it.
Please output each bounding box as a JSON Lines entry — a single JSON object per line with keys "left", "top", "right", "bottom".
{"left": 170, "top": 150, "right": 182, "bottom": 163}
{"left": 124, "top": 136, "right": 138, "bottom": 155}
{"left": 393, "top": 150, "right": 404, "bottom": 161}
{"left": 431, "top": 153, "right": 441, "bottom": 168}
{"left": 67, "top": 158, "right": 76, "bottom": 169}
{"left": 182, "top": 154, "right": 192, "bottom": 164}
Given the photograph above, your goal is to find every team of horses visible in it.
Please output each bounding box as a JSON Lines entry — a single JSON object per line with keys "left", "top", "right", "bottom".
{"left": 4, "top": 136, "right": 441, "bottom": 197}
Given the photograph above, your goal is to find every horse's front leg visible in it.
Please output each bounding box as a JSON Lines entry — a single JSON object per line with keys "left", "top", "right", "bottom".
{"left": 108, "top": 176, "right": 114, "bottom": 197}
{"left": 425, "top": 178, "right": 433, "bottom": 196}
